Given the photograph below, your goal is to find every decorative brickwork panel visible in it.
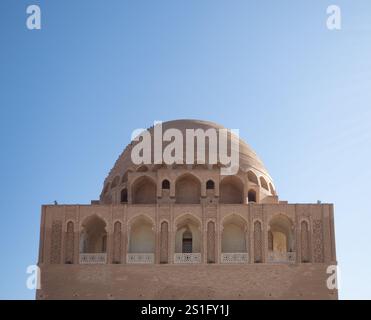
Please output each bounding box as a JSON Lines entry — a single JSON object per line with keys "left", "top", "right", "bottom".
{"left": 207, "top": 221, "right": 216, "bottom": 263}
{"left": 160, "top": 221, "right": 169, "bottom": 263}
{"left": 313, "top": 220, "right": 324, "bottom": 263}
{"left": 301, "top": 221, "right": 310, "bottom": 263}
{"left": 113, "top": 221, "right": 122, "bottom": 263}
{"left": 268, "top": 230, "right": 273, "bottom": 251}
{"left": 50, "top": 220, "right": 62, "bottom": 264}
{"left": 64, "top": 221, "right": 74, "bottom": 264}
{"left": 254, "top": 221, "right": 262, "bottom": 263}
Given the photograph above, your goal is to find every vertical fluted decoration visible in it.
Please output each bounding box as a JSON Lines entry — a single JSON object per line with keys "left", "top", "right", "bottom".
{"left": 301, "top": 221, "right": 310, "bottom": 262}
{"left": 65, "top": 221, "right": 74, "bottom": 264}
{"left": 50, "top": 220, "right": 62, "bottom": 264}
{"left": 254, "top": 221, "right": 262, "bottom": 263}
{"left": 313, "top": 220, "right": 324, "bottom": 263}
{"left": 207, "top": 221, "right": 216, "bottom": 263}
{"left": 160, "top": 221, "right": 169, "bottom": 263}
{"left": 113, "top": 221, "right": 122, "bottom": 263}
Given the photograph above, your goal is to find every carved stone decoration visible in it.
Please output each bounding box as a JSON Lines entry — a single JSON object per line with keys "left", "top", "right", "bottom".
{"left": 64, "top": 221, "right": 74, "bottom": 264}
{"left": 113, "top": 221, "right": 122, "bottom": 263}
{"left": 313, "top": 220, "right": 324, "bottom": 263}
{"left": 160, "top": 221, "right": 168, "bottom": 263}
{"left": 254, "top": 221, "right": 262, "bottom": 263}
{"left": 301, "top": 221, "right": 310, "bottom": 263}
{"left": 207, "top": 221, "right": 216, "bottom": 263}
{"left": 268, "top": 230, "right": 273, "bottom": 251}
{"left": 50, "top": 220, "right": 62, "bottom": 264}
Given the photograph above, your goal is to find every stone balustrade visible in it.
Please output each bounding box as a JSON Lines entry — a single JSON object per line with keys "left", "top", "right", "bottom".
{"left": 79, "top": 253, "right": 107, "bottom": 264}
{"left": 221, "top": 252, "right": 249, "bottom": 264}
{"left": 126, "top": 253, "right": 155, "bottom": 264}
{"left": 174, "top": 253, "right": 201, "bottom": 264}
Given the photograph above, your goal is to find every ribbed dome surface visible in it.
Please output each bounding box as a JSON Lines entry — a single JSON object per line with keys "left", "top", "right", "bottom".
{"left": 102, "top": 119, "right": 272, "bottom": 192}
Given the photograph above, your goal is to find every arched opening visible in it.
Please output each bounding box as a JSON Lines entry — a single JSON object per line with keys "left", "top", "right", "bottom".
{"left": 260, "top": 176, "right": 269, "bottom": 191}
{"left": 247, "top": 171, "right": 259, "bottom": 185}
{"left": 121, "top": 169, "right": 132, "bottom": 184}
{"left": 162, "top": 179, "right": 170, "bottom": 190}
{"left": 222, "top": 215, "right": 247, "bottom": 253}
{"left": 80, "top": 216, "right": 107, "bottom": 254}
{"left": 120, "top": 188, "right": 128, "bottom": 203}
{"left": 220, "top": 176, "right": 244, "bottom": 204}
{"left": 175, "top": 174, "right": 201, "bottom": 204}
{"left": 248, "top": 189, "right": 257, "bottom": 203}
{"left": 111, "top": 176, "right": 120, "bottom": 189}
{"left": 268, "top": 215, "right": 295, "bottom": 263}
{"left": 132, "top": 176, "right": 157, "bottom": 204}
{"left": 127, "top": 216, "right": 155, "bottom": 264}
{"left": 79, "top": 215, "right": 107, "bottom": 264}
{"left": 221, "top": 215, "right": 248, "bottom": 263}
{"left": 129, "top": 216, "right": 155, "bottom": 253}
{"left": 206, "top": 180, "right": 215, "bottom": 190}
{"left": 175, "top": 215, "right": 201, "bottom": 263}
{"left": 182, "top": 230, "right": 193, "bottom": 253}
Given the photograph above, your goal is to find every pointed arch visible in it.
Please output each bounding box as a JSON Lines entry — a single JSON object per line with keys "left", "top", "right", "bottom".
{"left": 248, "top": 189, "right": 257, "bottom": 203}
{"left": 175, "top": 173, "right": 201, "bottom": 204}
{"left": 269, "top": 214, "right": 295, "bottom": 253}
{"left": 131, "top": 176, "right": 157, "bottom": 204}
{"left": 128, "top": 215, "right": 155, "bottom": 254}
{"left": 80, "top": 215, "right": 107, "bottom": 254}
{"left": 175, "top": 214, "right": 201, "bottom": 253}
{"left": 220, "top": 176, "right": 244, "bottom": 204}
{"left": 111, "top": 176, "right": 120, "bottom": 189}
{"left": 120, "top": 188, "right": 128, "bottom": 203}
{"left": 247, "top": 170, "right": 259, "bottom": 185}
{"left": 260, "top": 176, "right": 269, "bottom": 190}
{"left": 221, "top": 214, "right": 247, "bottom": 253}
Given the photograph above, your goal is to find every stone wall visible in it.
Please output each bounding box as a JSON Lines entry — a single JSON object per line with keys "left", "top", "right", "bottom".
{"left": 37, "top": 264, "right": 338, "bottom": 300}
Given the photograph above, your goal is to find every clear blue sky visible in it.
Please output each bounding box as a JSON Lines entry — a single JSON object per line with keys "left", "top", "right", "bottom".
{"left": 1, "top": 0, "right": 370, "bottom": 299}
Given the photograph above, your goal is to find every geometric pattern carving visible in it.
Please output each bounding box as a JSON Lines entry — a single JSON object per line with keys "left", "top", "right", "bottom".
{"left": 312, "top": 219, "right": 324, "bottom": 263}
{"left": 50, "top": 220, "right": 62, "bottom": 264}
{"left": 160, "top": 221, "right": 168, "bottom": 263}
{"left": 207, "top": 221, "right": 216, "bottom": 263}
{"left": 254, "top": 221, "right": 263, "bottom": 263}
{"left": 64, "top": 221, "right": 74, "bottom": 264}
{"left": 113, "top": 221, "right": 122, "bottom": 263}
{"left": 301, "top": 221, "right": 310, "bottom": 263}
